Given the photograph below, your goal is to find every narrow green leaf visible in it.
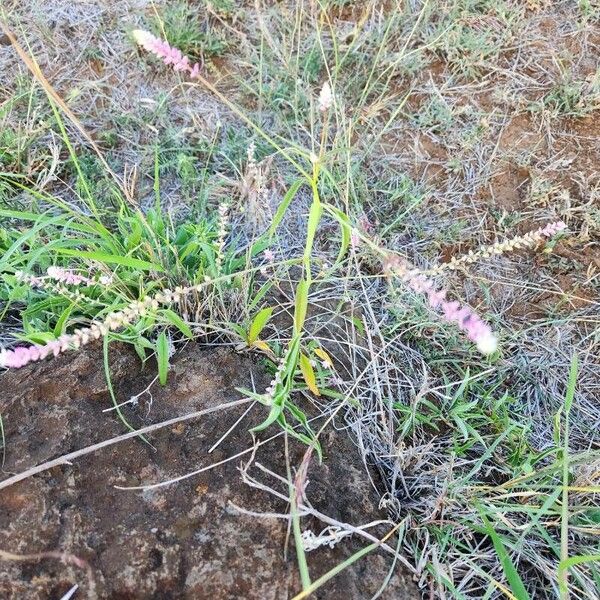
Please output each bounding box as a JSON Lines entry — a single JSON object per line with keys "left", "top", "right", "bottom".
{"left": 103, "top": 336, "right": 150, "bottom": 443}
{"left": 477, "top": 505, "right": 530, "bottom": 600}
{"left": 156, "top": 331, "right": 170, "bottom": 386}
{"left": 229, "top": 322, "right": 249, "bottom": 340}
{"left": 294, "top": 279, "right": 309, "bottom": 335}
{"left": 559, "top": 554, "right": 600, "bottom": 571}
{"left": 53, "top": 304, "right": 74, "bottom": 337}
{"left": 55, "top": 248, "right": 164, "bottom": 272}
{"left": 303, "top": 200, "right": 323, "bottom": 263}
{"left": 248, "top": 307, "right": 273, "bottom": 344}
{"left": 324, "top": 204, "right": 351, "bottom": 263}
{"left": 269, "top": 178, "right": 304, "bottom": 237}
{"left": 248, "top": 280, "right": 274, "bottom": 311}
{"left": 161, "top": 309, "right": 193, "bottom": 339}
{"left": 251, "top": 394, "right": 285, "bottom": 432}
{"left": 564, "top": 353, "right": 578, "bottom": 414}
{"left": 560, "top": 353, "right": 579, "bottom": 597}
{"left": 235, "top": 386, "right": 270, "bottom": 404}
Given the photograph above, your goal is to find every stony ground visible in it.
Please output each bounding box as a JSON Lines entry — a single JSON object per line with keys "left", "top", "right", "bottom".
{"left": 0, "top": 344, "right": 417, "bottom": 598}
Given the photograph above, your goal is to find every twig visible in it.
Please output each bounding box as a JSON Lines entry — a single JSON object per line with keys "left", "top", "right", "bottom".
{"left": 0, "top": 398, "right": 252, "bottom": 491}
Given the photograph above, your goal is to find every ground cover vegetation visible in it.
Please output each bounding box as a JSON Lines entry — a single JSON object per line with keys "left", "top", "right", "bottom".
{"left": 0, "top": 1, "right": 599, "bottom": 598}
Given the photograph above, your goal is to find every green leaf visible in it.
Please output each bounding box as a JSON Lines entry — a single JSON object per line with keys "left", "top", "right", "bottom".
{"left": 560, "top": 353, "right": 579, "bottom": 598}
{"left": 161, "top": 308, "right": 193, "bottom": 339}
{"left": 477, "top": 505, "right": 530, "bottom": 600}
{"left": 133, "top": 341, "right": 148, "bottom": 362}
{"left": 247, "top": 307, "right": 273, "bottom": 344}
{"left": 325, "top": 204, "right": 351, "bottom": 263}
{"left": 234, "top": 387, "right": 262, "bottom": 402}
{"left": 294, "top": 279, "right": 309, "bottom": 335}
{"left": 53, "top": 304, "right": 74, "bottom": 337}
{"left": 350, "top": 315, "right": 365, "bottom": 334}
{"left": 156, "top": 331, "right": 170, "bottom": 386}
{"left": 103, "top": 336, "right": 149, "bottom": 443}
{"left": 248, "top": 280, "right": 274, "bottom": 312}
{"left": 559, "top": 554, "right": 600, "bottom": 572}
{"left": 285, "top": 402, "right": 322, "bottom": 460}
{"left": 269, "top": 178, "right": 304, "bottom": 237}
{"left": 55, "top": 248, "right": 164, "bottom": 272}
{"left": 303, "top": 200, "right": 323, "bottom": 263}
{"left": 564, "top": 353, "right": 578, "bottom": 414}
{"left": 251, "top": 393, "right": 285, "bottom": 432}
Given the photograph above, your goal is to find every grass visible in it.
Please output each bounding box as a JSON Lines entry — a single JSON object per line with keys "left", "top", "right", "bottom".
{"left": 1, "top": 0, "right": 599, "bottom": 598}
{"left": 151, "top": 0, "right": 234, "bottom": 61}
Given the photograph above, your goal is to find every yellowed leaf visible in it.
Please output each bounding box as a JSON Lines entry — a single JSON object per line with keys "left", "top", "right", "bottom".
{"left": 299, "top": 353, "right": 320, "bottom": 396}
{"left": 314, "top": 347, "right": 333, "bottom": 368}
{"left": 251, "top": 340, "right": 271, "bottom": 354}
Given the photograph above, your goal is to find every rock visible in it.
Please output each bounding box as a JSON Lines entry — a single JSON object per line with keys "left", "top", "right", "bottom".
{"left": 0, "top": 343, "right": 417, "bottom": 599}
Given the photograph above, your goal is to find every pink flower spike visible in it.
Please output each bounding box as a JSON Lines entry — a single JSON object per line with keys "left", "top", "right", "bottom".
{"left": 427, "top": 289, "right": 446, "bottom": 308}
{"left": 46, "top": 266, "right": 91, "bottom": 286}
{"left": 133, "top": 29, "right": 201, "bottom": 79}
{"left": 11, "top": 348, "right": 30, "bottom": 368}
{"left": 457, "top": 307, "right": 470, "bottom": 323}
{"left": 174, "top": 55, "right": 190, "bottom": 72}
{"left": 48, "top": 340, "right": 61, "bottom": 357}
{"left": 442, "top": 301, "right": 461, "bottom": 321}
{"left": 28, "top": 346, "right": 41, "bottom": 362}
{"left": 386, "top": 254, "right": 498, "bottom": 355}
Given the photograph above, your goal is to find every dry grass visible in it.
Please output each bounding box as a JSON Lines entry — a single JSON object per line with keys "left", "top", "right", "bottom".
{"left": 1, "top": 0, "right": 599, "bottom": 598}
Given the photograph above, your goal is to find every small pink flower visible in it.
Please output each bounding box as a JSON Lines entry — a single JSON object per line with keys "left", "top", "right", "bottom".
{"left": 540, "top": 221, "right": 566, "bottom": 237}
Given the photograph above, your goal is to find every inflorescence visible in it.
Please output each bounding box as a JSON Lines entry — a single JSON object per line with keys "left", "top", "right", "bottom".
{"left": 0, "top": 29, "right": 569, "bottom": 369}
{"left": 132, "top": 29, "right": 202, "bottom": 79}
{"left": 0, "top": 280, "right": 203, "bottom": 369}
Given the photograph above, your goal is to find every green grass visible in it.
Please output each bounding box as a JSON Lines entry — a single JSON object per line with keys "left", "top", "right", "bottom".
{"left": 151, "top": 0, "right": 233, "bottom": 61}
{"left": 1, "top": 1, "right": 600, "bottom": 598}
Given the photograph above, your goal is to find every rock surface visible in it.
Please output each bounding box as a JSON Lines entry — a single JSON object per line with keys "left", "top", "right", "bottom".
{"left": 0, "top": 343, "right": 417, "bottom": 599}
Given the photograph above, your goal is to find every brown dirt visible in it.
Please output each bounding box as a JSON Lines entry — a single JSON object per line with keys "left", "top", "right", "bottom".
{"left": 0, "top": 344, "right": 417, "bottom": 599}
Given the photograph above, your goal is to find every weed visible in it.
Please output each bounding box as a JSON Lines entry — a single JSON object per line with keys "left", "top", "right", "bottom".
{"left": 1, "top": 2, "right": 599, "bottom": 599}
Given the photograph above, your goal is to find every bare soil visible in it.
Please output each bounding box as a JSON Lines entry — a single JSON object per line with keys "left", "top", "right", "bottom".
{"left": 0, "top": 344, "right": 417, "bottom": 599}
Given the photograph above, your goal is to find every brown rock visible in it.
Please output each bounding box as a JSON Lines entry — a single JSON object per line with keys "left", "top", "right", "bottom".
{"left": 0, "top": 344, "right": 417, "bottom": 599}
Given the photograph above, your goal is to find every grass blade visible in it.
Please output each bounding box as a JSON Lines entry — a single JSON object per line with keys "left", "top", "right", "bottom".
{"left": 559, "top": 353, "right": 579, "bottom": 598}
{"left": 156, "top": 331, "right": 170, "bottom": 386}
{"left": 269, "top": 178, "right": 304, "bottom": 237}
{"left": 247, "top": 306, "right": 273, "bottom": 345}
{"left": 477, "top": 504, "right": 530, "bottom": 600}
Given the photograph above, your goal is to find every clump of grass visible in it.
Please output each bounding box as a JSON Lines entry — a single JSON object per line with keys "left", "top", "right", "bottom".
{"left": 528, "top": 70, "right": 600, "bottom": 118}
{"left": 423, "top": 0, "right": 521, "bottom": 79}
{"left": 413, "top": 95, "right": 456, "bottom": 134}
